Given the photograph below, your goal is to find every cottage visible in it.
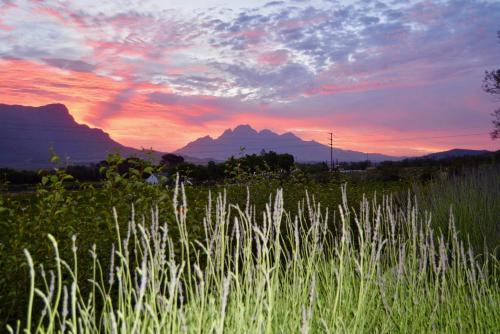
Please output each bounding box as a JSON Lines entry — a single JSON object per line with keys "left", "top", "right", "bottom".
{"left": 145, "top": 174, "right": 159, "bottom": 185}
{"left": 145, "top": 172, "right": 170, "bottom": 185}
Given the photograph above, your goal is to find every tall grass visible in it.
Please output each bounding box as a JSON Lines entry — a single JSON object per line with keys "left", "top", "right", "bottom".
{"left": 413, "top": 166, "right": 500, "bottom": 253}
{"left": 9, "top": 181, "right": 500, "bottom": 333}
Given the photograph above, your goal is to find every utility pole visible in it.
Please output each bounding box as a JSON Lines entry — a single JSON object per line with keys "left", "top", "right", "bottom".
{"left": 329, "top": 132, "right": 334, "bottom": 172}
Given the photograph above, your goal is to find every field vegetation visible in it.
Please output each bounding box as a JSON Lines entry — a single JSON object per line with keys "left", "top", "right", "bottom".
{"left": 0, "top": 152, "right": 499, "bottom": 332}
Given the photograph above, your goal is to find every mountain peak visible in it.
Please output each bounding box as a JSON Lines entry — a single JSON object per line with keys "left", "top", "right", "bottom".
{"left": 233, "top": 124, "right": 258, "bottom": 135}
{"left": 0, "top": 102, "right": 76, "bottom": 126}
{"left": 219, "top": 124, "right": 258, "bottom": 139}
{"left": 281, "top": 131, "right": 299, "bottom": 139}
{"left": 259, "top": 129, "right": 276, "bottom": 136}
{"left": 42, "top": 103, "right": 69, "bottom": 112}
{"left": 42, "top": 103, "right": 74, "bottom": 121}
{"left": 193, "top": 135, "right": 213, "bottom": 143}
{"left": 219, "top": 128, "right": 233, "bottom": 138}
{"left": 0, "top": 103, "right": 139, "bottom": 168}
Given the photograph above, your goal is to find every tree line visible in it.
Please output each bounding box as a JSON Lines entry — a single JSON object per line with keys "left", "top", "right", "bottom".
{"left": 1, "top": 149, "right": 498, "bottom": 188}
{"left": 0, "top": 151, "right": 295, "bottom": 186}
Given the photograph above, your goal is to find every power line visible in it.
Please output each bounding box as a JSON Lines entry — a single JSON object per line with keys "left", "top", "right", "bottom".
{"left": 326, "top": 132, "right": 488, "bottom": 144}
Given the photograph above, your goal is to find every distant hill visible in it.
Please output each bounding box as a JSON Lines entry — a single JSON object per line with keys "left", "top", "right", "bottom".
{"left": 420, "top": 149, "right": 492, "bottom": 160}
{"left": 0, "top": 103, "right": 145, "bottom": 169}
{"left": 175, "top": 124, "right": 399, "bottom": 163}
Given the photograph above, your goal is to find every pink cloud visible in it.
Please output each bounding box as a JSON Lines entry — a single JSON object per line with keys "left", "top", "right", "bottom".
{"left": 0, "top": 0, "right": 14, "bottom": 30}
{"left": 257, "top": 50, "right": 289, "bottom": 66}
{"left": 0, "top": 18, "right": 10, "bottom": 30}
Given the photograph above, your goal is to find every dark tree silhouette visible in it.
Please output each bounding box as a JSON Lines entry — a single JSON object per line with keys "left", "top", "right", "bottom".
{"left": 483, "top": 69, "right": 500, "bottom": 96}
{"left": 482, "top": 31, "right": 500, "bottom": 139}
{"left": 491, "top": 108, "right": 500, "bottom": 139}
{"left": 161, "top": 153, "right": 185, "bottom": 166}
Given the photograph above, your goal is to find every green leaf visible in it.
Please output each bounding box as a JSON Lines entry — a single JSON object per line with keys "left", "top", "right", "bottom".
{"left": 50, "top": 154, "right": 60, "bottom": 163}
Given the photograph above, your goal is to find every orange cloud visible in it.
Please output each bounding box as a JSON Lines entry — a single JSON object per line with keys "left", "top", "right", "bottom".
{"left": 0, "top": 58, "right": 495, "bottom": 156}
{"left": 0, "top": 59, "right": 125, "bottom": 122}
{"left": 0, "top": 59, "right": 219, "bottom": 151}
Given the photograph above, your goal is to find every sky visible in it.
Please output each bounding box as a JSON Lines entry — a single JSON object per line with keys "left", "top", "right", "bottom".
{"left": 0, "top": 0, "right": 499, "bottom": 156}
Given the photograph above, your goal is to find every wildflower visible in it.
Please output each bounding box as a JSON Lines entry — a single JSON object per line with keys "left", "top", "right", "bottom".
{"left": 109, "top": 244, "right": 115, "bottom": 286}
{"left": 61, "top": 285, "right": 68, "bottom": 332}
{"left": 221, "top": 275, "right": 231, "bottom": 318}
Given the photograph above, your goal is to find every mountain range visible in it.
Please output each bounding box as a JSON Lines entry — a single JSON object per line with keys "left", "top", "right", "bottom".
{"left": 0, "top": 103, "right": 494, "bottom": 169}
{"left": 175, "top": 124, "right": 398, "bottom": 163}
{"left": 0, "top": 103, "right": 140, "bottom": 168}
{"left": 419, "top": 148, "right": 493, "bottom": 160}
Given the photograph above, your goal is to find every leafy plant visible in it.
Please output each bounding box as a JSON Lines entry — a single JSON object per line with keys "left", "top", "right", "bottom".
{"left": 7, "top": 183, "right": 500, "bottom": 333}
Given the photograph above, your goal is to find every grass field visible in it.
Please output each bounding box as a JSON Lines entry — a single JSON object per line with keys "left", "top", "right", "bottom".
{"left": 1, "top": 166, "right": 499, "bottom": 332}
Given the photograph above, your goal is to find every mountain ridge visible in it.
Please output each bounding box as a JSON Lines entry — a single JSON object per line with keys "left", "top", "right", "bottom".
{"left": 175, "top": 124, "right": 400, "bottom": 163}
{"left": 1, "top": 104, "right": 493, "bottom": 168}
{"left": 419, "top": 148, "right": 492, "bottom": 160}
{"left": 0, "top": 103, "right": 142, "bottom": 168}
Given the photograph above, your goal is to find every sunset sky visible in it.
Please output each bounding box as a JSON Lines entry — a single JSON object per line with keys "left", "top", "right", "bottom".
{"left": 0, "top": 0, "right": 499, "bottom": 156}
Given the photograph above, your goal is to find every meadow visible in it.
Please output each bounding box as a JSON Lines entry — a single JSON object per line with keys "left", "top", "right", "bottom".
{"left": 0, "top": 159, "right": 499, "bottom": 332}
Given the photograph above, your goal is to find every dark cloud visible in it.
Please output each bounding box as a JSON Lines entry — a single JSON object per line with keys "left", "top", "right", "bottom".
{"left": 360, "top": 15, "right": 380, "bottom": 25}
{"left": 8, "top": 46, "right": 51, "bottom": 59}
{"left": 168, "top": 0, "right": 498, "bottom": 102}
{"left": 148, "top": 92, "right": 181, "bottom": 105}
{"left": 212, "top": 62, "right": 315, "bottom": 99}
{"left": 264, "top": 1, "right": 285, "bottom": 7}
{"left": 43, "top": 58, "right": 95, "bottom": 72}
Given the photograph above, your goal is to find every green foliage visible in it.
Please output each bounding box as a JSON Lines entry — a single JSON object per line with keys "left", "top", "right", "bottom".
{"left": 413, "top": 165, "right": 500, "bottom": 253}
{"left": 222, "top": 151, "right": 295, "bottom": 183}
{"left": 0, "top": 153, "right": 167, "bottom": 327}
{"left": 0, "top": 152, "right": 499, "bottom": 331}
{"left": 7, "top": 184, "right": 500, "bottom": 333}
{"left": 167, "top": 151, "right": 295, "bottom": 184}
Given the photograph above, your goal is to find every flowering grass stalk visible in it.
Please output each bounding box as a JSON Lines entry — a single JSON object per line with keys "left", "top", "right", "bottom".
{"left": 9, "top": 181, "right": 500, "bottom": 333}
